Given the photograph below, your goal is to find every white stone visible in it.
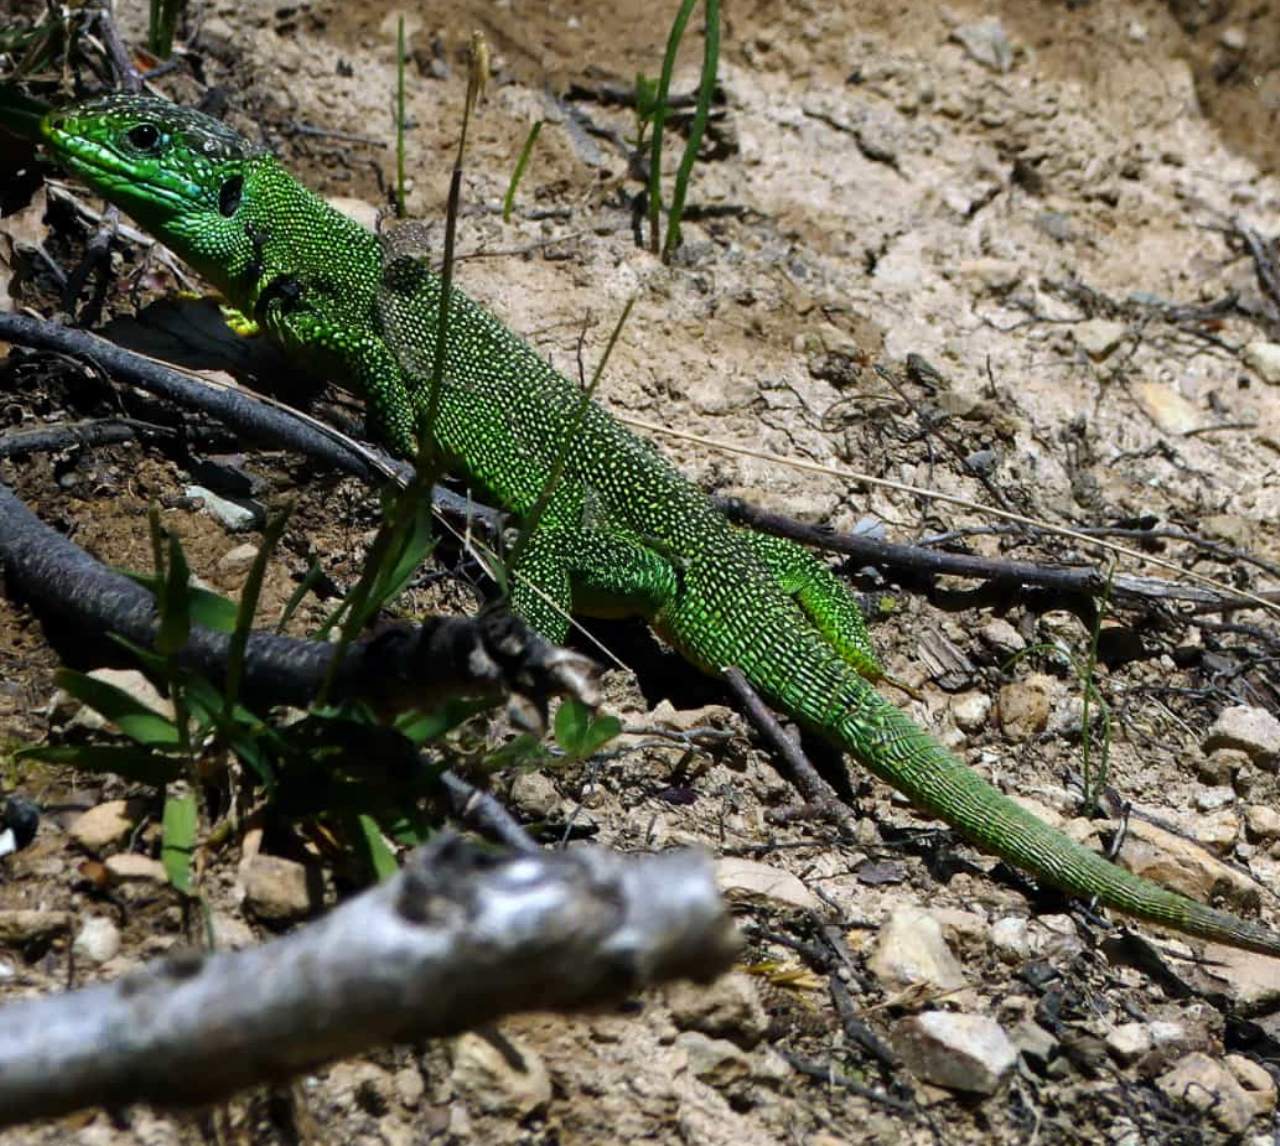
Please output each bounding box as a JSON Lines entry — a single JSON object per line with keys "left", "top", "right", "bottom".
{"left": 1205, "top": 706, "right": 1280, "bottom": 766}
{"left": 714, "top": 858, "right": 821, "bottom": 913}
{"left": 894, "top": 1012, "right": 1017, "bottom": 1095}
{"left": 1074, "top": 318, "right": 1128, "bottom": 360}
{"left": 72, "top": 916, "right": 121, "bottom": 964}
{"left": 450, "top": 1031, "right": 550, "bottom": 1117}
{"left": 869, "top": 907, "right": 967, "bottom": 994}
{"left": 1244, "top": 341, "right": 1280, "bottom": 384}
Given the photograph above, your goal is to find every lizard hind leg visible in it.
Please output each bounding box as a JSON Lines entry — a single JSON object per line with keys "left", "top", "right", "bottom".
{"left": 510, "top": 525, "right": 680, "bottom": 644}
{"left": 740, "top": 529, "right": 884, "bottom": 681}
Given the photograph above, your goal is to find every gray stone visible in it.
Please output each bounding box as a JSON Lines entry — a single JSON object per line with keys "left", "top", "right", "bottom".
{"left": 1244, "top": 341, "right": 1280, "bottom": 385}
{"left": 450, "top": 1031, "right": 550, "bottom": 1117}
{"left": 1106, "top": 1022, "right": 1153, "bottom": 1064}
{"left": 1157, "top": 1053, "right": 1255, "bottom": 1135}
{"left": 0, "top": 909, "right": 71, "bottom": 945}
{"left": 508, "top": 771, "right": 559, "bottom": 819}
{"left": 677, "top": 1031, "right": 752, "bottom": 1089}
{"left": 105, "top": 853, "right": 168, "bottom": 884}
{"left": 185, "top": 485, "right": 263, "bottom": 532}
{"left": 1225, "top": 1054, "right": 1276, "bottom": 1117}
{"left": 869, "top": 907, "right": 967, "bottom": 994}
{"left": 72, "top": 916, "right": 121, "bottom": 964}
{"left": 714, "top": 857, "right": 821, "bottom": 913}
{"left": 666, "top": 970, "right": 769, "bottom": 1048}
{"left": 1192, "top": 944, "right": 1280, "bottom": 1016}
{"left": 951, "top": 19, "right": 1014, "bottom": 73}
{"left": 950, "top": 691, "right": 991, "bottom": 733}
{"left": 1204, "top": 706, "right": 1280, "bottom": 767}
{"left": 894, "top": 1012, "right": 1017, "bottom": 1095}
{"left": 242, "top": 855, "right": 317, "bottom": 922}
{"left": 69, "top": 799, "right": 142, "bottom": 852}
{"left": 1074, "top": 319, "right": 1128, "bottom": 361}
{"left": 216, "top": 542, "right": 260, "bottom": 577}
{"left": 1246, "top": 804, "right": 1280, "bottom": 841}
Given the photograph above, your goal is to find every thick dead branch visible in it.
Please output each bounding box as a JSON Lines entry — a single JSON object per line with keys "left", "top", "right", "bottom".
{"left": 0, "top": 835, "right": 737, "bottom": 1126}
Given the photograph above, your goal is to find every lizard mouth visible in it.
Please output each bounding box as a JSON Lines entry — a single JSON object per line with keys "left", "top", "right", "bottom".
{"left": 42, "top": 119, "right": 201, "bottom": 212}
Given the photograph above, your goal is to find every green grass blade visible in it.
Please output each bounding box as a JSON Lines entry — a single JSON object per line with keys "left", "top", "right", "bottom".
{"left": 278, "top": 557, "right": 324, "bottom": 633}
{"left": 161, "top": 788, "right": 198, "bottom": 894}
{"left": 502, "top": 120, "right": 543, "bottom": 223}
{"left": 662, "top": 0, "right": 719, "bottom": 260}
{"left": 647, "top": 0, "right": 699, "bottom": 253}
{"left": 225, "top": 507, "right": 292, "bottom": 712}
{"left": 54, "top": 668, "right": 179, "bottom": 748}
{"left": 122, "top": 572, "right": 238, "bottom": 633}
{"left": 17, "top": 743, "right": 181, "bottom": 786}
{"left": 356, "top": 813, "right": 399, "bottom": 881}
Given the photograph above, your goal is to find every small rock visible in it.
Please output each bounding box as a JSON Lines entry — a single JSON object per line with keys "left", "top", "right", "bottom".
{"left": 1193, "top": 808, "right": 1239, "bottom": 854}
{"left": 1193, "top": 944, "right": 1280, "bottom": 1015}
{"left": 1157, "top": 1053, "right": 1255, "bottom": 1135}
{"left": 1009, "top": 1019, "right": 1058, "bottom": 1067}
{"left": 1074, "top": 319, "right": 1128, "bottom": 361}
{"left": 650, "top": 700, "right": 736, "bottom": 733}
{"left": 951, "top": 19, "right": 1014, "bottom": 73}
{"left": 1106, "top": 1022, "right": 1153, "bottom": 1065}
{"left": 1220, "top": 25, "right": 1247, "bottom": 52}
{"left": 1243, "top": 341, "right": 1280, "bottom": 385}
{"left": 1196, "top": 786, "right": 1236, "bottom": 812}
{"left": 69, "top": 799, "right": 142, "bottom": 851}
{"left": 185, "top": 485, "right": 264, "bottom": 532}
{"left": 1246, "top": 804, "right": 1280, "bottom": 841}
{"left": 1199, "top": 747, "right": 1250, "bottom": 786}
{"left": 206, "top": 910, "right": 256, "bottom": 950}
{"left": 216, "top": 542, "right": 259, "bottom": 577}
{"left": 677, "top": 1031, "right": 752, "bottom": 1089}
{"left": 666, "top": 971, "right": 769, "bottom": 1048}
{"left": 990, "top": 916, "right": 1031, "bottom": 963}
{"left": 929, "top": 908, "right": 989, "bottom": 957}
{"left": 242, "top": 855, "right": 317, "bottom": 922}
{"left": 1204, "top": 706, "right": 1280, "bottom": 767}
{"left": 869, "top": 907, "right": 967, "bottom": 994}
{"left": 450, "top": 1031, "right": 551, "bottom": 1117}
{"left": 0, "top": 909, "right": 71, "bottom": 945}
{"left": 997, "top": 676, "right": 1054, "bottom": 741}
{"left": 714, "top": 858, "right": 821, "bottom": 914}
{"left": 105, "top": 853, "right": 168, "bottom": 884}
{"left": 950, "top": 691, "right": 991, "bottom": 733}
{"left": 1225, "top": 1054, "right": 1276, "bottom": 1117}
{"left": 955, "top": 257, "right": 1021, "bottom": 294}
{"left": 1115, "top": 817, "right": 1260, "bottom": 913}
{"left": 72, "top": 916, "right": 121, "bottom": 964}
{"left": 894, "top": 1012, "right": 1017, "bottom": 1095}
{"left": 507, "top": 771, "right": 559, "bottom": 819}
{"left": 1132, "top": 381, "right": 1202, "bottom": 435}
{"left": 979, "top": 617, "right": 1025, "bottom": 656}
{"left": 394, "top": 1066, "right": 425, "bottom": 1109}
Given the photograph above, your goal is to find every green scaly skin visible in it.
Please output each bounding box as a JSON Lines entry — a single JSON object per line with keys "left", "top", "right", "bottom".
{"left": 35, "top": 95, "right": 1280, "bottom": 957}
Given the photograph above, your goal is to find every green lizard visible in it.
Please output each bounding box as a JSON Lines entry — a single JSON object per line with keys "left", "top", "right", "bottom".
{"left": 26, "top": 94, "right": 1280, "bottom": 956}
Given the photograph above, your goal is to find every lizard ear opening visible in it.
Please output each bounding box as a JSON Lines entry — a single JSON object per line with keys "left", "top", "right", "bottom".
{"left": 218, "top": 174, "right": 243, "bottom": 218}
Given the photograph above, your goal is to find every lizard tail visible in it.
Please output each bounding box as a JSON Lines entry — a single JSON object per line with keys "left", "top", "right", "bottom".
{"left": 721, "top": 616, "right": 1280, "bottom": 957}
{"left": 832, "top": 677, "right": 1280, "bottom": 956}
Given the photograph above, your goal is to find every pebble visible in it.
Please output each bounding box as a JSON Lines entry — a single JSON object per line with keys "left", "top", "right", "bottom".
{"left": 666, "top": 971, "right": 769, "bottom": 1048}
{"left": 868, "top": 906, "right": 967, "bottom": 994}
{"left": 950, "top": 691, "right": 991, "bottom": 733}
{"left": 1106, "top": 1022, "right": 1153, "bottom": 1065}
{"left": 894, "top": 1012, "right": 1017, "bottom": 1095}
{"left": 1073, "top": 318, "right": 1128, "bottom": 361}
{"left": 677, "top": 1031, "right": 752, "bottom": 1089}
{"left": 1225, "top": 1054, "right": 1277, "bottom": 1117}
{"left": 72, "top": 916, "right": 121, "bottom": 964}
{"left": 507, "top": 771, "right": 559, "bottom": 820}
{"left": 1115, "top": 817, "right": 1260, "bottom": 913}
{"left": 1132, "top": 381, "right": 1202, "bottom": 435}
{"left": 185, "top": 485, "right": 263, "bottom": 532}
{"left": 714, "top": 857, "right": 821, "bottom": 914}
{"left": 1243, "top": 341, "right": 1280, "bottom": 385}
{"left": 1009, "top": 1019, "right": 1058, "bottom": 1067}
{"left": 450, "top": 1031, "right": 551, "bottom": 1117}
{"left": 978, "top": 618, "right": 1025, "bottom": 656}
{"left": 69, "top": 799, "right": 141, "bottom": 852}
{"left": 241, "top": 855, "right": 317, "bottom": 922}
{"left": 996, "top": 676, "right": 1054, "bottom": 741}
{"left": 1192, "top": 943, "right": 1280, "bottom": 1015}
{"left": 216, "top": 542, "right": 260, "bottom": 578}
{"left": 1157, "top": 1052, "right": 1256, "bottom": 1135}
{"left": 950, "top": 19, "right": 1014, "bottom": 73}
{"left": 1246, "top": 804, "right": 1280, "bottom": 841}
{"left": 105, "top": 853, "right": 168, "bottom": 884}
{"left": 0, "top": 909, "right": 71, "bottom": 945}
{"left": 1195, "top": 785, "right": 1236, "bottom": 812}
{"left": 1204, "top": 705, "right": 1280, "bottom": 767}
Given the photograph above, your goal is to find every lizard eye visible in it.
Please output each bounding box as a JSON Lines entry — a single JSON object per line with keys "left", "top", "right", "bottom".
{"left": 218, "top": 174, "right": 243, "bottom": 217}
{"left": 126, "top": 122, "right": 162, "bottom": 153}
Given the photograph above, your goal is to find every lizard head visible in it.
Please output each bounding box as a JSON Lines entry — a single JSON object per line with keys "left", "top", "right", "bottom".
{"left": 41, "top": 95, "right": 266, "bottom": 249}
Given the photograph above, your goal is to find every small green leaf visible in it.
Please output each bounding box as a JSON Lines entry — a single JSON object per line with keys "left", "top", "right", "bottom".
{"left": 395, "top": 698, "right": 491, "bottom": 746}
{"left": 55, "top": 668, "right": 179, "bottom": 748}
{"left": 356, "top": 813, "right": 399, "bottom": 881}
{"left": 579, "top": 712, "right": 622, "bottom": 757}
{"left": 156, "top": 532, "right": 192, "bottom": 656}
{"left": 17, "top": 743, "right": 180, "bottom": 785}
{"left": 123, "top": 573, "right": 239, "bottom": 633}
{"left": 161, "top": 789, "right": 198, "bottom": 895}
{"left": 554, "top": 697, "right": 591, "bottom": 755}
